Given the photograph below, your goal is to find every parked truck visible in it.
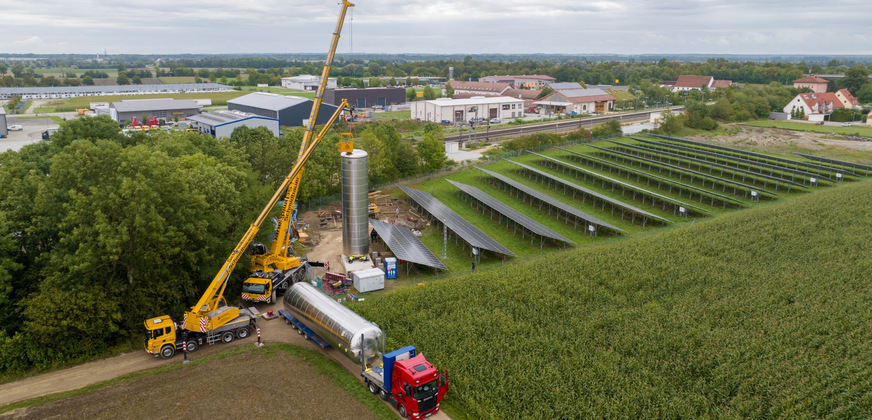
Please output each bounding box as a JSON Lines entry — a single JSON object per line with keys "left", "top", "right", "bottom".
{"left": 144, "top": 307, "right": 259, "bottom": 358}
{"left": 282, "top": 282, "right": 448, "bottom": 419}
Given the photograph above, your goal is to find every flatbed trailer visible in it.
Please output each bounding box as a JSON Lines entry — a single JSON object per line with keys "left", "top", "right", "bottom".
{"left": 277, "top": 309, "right": 330, "bottom": 348}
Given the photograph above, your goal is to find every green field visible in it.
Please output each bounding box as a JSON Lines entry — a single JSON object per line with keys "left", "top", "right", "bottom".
{"left": 357, "top": 178, "right": 872, "bottom": 418}
{"left": 742, "top": 119, "right": 872, "bottom": 137}
{"left": 33, "top": 91, "right": 252, "bottom": 113}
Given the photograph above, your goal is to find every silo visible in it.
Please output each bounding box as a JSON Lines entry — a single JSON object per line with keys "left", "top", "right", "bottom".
{"left": 341, "top": 149, "right": 369, "bottom": 256}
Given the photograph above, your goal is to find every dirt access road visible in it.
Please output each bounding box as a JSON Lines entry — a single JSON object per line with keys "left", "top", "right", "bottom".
{"left": 0, "top": 225, "right": 450, "bottom": 419}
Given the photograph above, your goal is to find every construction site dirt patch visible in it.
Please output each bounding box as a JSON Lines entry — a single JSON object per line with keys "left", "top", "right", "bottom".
{"left": 1, "top": 351, "right": 378, "bottom": 420}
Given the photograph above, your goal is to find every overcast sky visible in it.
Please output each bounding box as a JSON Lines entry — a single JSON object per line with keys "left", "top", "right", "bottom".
{"left": 1, "top": 0, "right": 870, "bottom": 56}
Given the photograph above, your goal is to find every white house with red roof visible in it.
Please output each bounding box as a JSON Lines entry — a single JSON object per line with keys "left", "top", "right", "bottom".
{"left": 793, "top": 76, "right": 829, "bottom": 93}
{"left": 783, "top": 91, "right": 850, "bottom": 116}
{"left": 662, "top": 75, "right": 732, "bottom": 92}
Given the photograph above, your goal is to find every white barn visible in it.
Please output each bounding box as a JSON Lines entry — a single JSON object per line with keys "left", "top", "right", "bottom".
{"left": 411, "top": 97, "right": 526, "bottom": 124}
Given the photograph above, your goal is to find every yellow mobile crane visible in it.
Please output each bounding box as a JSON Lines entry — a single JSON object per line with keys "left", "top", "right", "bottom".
{"left": 145, "top": 0, "right": 354, "bottom": 358}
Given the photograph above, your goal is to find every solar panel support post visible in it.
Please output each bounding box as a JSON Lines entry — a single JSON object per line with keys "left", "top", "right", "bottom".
{"left": 441, "top": 223, "right": 447, "bottom": 261}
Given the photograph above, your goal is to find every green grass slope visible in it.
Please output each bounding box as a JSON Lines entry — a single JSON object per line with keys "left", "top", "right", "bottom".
{"left": 355, "top": 180, "right": 872, "bottom": 418}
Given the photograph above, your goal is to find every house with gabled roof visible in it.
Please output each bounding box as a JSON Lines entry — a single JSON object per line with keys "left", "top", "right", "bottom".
{"left": 535, "top": 88, "right": 615, "bottom": 115}
{"left": 500, "top": 88, "right": 542, "bottom": 109}
{"left": 793, "top": 76, "right": 829, "bottom": 94}
{"left": 835, "top": 89, "right": 860, "bottom": 109}
{"left": 662, "top": 75, "right": 732, "bottom": 92}
{"left": 783, "top": 91, "right": 847, "bottom": 117}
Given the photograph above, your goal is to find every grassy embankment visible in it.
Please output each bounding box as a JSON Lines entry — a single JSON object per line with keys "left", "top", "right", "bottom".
{"left": 356, "top": 178, "right": 872, "bottom": 418}
{"left": 742, "top": 119, "right": 872, "bottom": 137}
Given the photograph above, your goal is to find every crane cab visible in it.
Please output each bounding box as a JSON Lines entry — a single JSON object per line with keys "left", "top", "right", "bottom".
{"left": 144, "top": 315, "right": 177, "bottom": 357}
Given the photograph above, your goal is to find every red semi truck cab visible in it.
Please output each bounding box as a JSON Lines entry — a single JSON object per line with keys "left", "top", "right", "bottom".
{"left": 362, "top": 346, "right": 448, "bottom": 419}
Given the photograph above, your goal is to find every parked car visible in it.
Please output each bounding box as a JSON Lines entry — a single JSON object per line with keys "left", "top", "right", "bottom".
{"left": 7, "top": 125, "right": 23, "bottom": 131}
{"left": 489, "top": 118, "right": 502, "bottom": 124}
{"left": 815, "top": 121, "right": 825, "bottom": 125}
{"left": 842, "top": 122, "right": 852, "bottom": 126}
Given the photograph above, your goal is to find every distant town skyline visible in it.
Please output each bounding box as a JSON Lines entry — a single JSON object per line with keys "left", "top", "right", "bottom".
{"left": 1, "top": 0, "right": 870, "bottom": 56}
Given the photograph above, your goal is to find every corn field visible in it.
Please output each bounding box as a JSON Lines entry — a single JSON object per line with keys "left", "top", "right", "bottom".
{"left": 355, "top": 180, "right": 872, "bottom": 418}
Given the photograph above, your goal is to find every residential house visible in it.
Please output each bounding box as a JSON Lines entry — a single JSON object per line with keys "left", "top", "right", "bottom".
{"left": 792, "top": 76, "right": 829, "bottom": 93}
{"left": 535, "top": 88, "right": 615, "bottom": 115}
{"left": 783, "top": 91, "right": 845, "bottom": 117}
{"left": 835, "top": 89, "right": 860, "bottom": 109}
{"left": 500, "top": 88, "right": 542, "bottom": 111}
{"left": 662, "top": 75, "right": 732, "bottom": 92}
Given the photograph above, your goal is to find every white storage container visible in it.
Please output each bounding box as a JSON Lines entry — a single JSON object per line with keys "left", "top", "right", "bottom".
{"left": 352, "top": 268, "right": 385, "bottom": 293}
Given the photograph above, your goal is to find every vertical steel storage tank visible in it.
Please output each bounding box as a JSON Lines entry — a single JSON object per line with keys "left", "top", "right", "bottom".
{"left": 283, "top": 282, "right": 384, "bottom": 366}
{"left": 342, "top": 149, "right": 369, "bottom": 257}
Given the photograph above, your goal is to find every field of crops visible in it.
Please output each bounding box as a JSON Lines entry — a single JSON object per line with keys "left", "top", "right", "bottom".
{"left": 356, "top": 179, "right": 872, "bottom": 417}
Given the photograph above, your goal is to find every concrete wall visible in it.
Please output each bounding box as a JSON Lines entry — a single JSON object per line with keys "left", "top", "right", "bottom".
{"left": 0, "top": 113, "right": 7, "bottom": 138}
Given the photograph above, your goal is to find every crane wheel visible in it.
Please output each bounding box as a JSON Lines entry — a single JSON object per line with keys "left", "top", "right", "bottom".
{"left": 185, "top": 340, "right": 198, "bottom": 353}
{"left": 236, "top": 327, "right": 250, "bottom": 339}
{"left": 221, "top": 331, "right": 235, "bottom": 343}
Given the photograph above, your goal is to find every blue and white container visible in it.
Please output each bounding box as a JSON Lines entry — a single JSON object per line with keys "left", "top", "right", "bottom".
{"left": 384, "top": 257, "right": 397, "bottom": 279}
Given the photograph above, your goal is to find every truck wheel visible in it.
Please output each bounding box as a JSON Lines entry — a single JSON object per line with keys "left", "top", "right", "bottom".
{"left": 270, "top": 290, "right": 277, "bottom": 303}
{"left": 368, "top": 381, "right": 378, "bottom": 394}
{"left": 379, "top": 389, "right": 389, "bottom": 401}
{"left": 221, "top": 331, "right": 234, "bottom": 343}
{"left": 285, "top": 317, "right": 292, "bottom": 326}
{"left": 160, "top": 345, "right": 175, "bottom": 359}
{"left": 236, "top": 327, "right": 250, "bottom": 339}
{"left": 398, "top": 404, "right": 408, "bottom": 419}
{"left": 185, "top": 340, "right": 198, "bottom": 353}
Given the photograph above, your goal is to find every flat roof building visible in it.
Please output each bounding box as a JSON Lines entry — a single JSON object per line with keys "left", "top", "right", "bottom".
{"left": 324, "top": 87, "right": 406, "bottom": 109}
{"left": 109, "top": 98, "right": 200, "bottom": 124}
{"left": 186, "top": 110, "right": 280, "bottom": 138}
{"left": 281, "top": 75, "right": 337, "bottom": 91}
{"left": 227, "top": 92, "right": 338, "bottom": 127}
{"left": 411, "top": 96, "right": 525, "bottom": 124}
{"left": 0, "top": 83, "right": 233, "bottom": 100}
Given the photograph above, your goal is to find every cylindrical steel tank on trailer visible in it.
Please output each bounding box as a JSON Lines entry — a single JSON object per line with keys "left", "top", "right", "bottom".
{"left": 341, "top": 149, "right": 369, "bottom": 257}
{"left": 283, "top": 282, "right": 384, "bottom": 366}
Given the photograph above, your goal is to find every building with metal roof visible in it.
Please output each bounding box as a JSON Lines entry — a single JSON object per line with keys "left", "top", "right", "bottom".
{"left": 324, "top": 87, "right": 406, "bottom": 109}
{"left": 535, "top": 88, "right": 615, "bottom": 115}
{"left": 186, "top": 110, "right": 280, "bottom": 138}
{"left": 109, "top": 99, "right": 200, "bottom": 124}
{"left": 227, "top": 92, "right": 339, "bottom": 127}
{"left": 0, "top": 83, "right": 233, "bottom": 100}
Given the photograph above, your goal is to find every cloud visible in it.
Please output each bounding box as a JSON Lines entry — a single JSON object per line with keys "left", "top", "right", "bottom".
{"left": 0, "top": 0, "right": 870, "bottom": 54}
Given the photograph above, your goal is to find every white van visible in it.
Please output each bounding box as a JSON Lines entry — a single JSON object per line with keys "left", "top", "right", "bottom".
{"left": 7, "top": 125, "right": 23, "bottom": 131}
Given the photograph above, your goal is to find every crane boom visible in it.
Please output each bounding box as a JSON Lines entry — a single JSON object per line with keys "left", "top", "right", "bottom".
{"left": 181, "top": 0, "right": 355, "bottom": 332}
{"left": 271, "top": 0, "right": 355, "bottom": 258}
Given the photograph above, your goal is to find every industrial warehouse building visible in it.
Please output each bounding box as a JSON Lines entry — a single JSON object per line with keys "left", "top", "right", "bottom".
{"left": 323, "top": 87, "right": 406, "bottom": 109}
{"left": 281, "top": 75, "right": 337, "bottom": 91}
{"left": 0, "top": 83, "right": 233, "bottom": 100}
{"left": 186, "top": 110, "right": 280, "bottom": 138}
{"left": 227, "top": 92, "right": 338, "bottom": 127}
{"left": 109, "top": 98, "right": 200, "bottom": 124}
{"left": 411, "top": 96, "right": 526, "bottom": 123}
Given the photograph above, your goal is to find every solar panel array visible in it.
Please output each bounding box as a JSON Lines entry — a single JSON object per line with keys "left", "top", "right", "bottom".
{"left": 475, "top": 167, "right": 625, "bottom": 234}
{"left": 369, "top": 219, "right": 447, "bottom": 270}
{"left": 506, "top": 160, "right": 671, "bottom": 224}
{"left": 446, "top": 180, "right": 576, "bottom": 245}
{"left": 397, "top": 184, "right": 516, "bottom": 257}
{"left": 528, "top": 152, "right": 709, "bottom": 216}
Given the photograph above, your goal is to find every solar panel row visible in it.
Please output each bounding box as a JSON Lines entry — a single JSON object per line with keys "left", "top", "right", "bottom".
{"left": 369, "top": 219, "right": 447, "bottom": 270}
{"left": 446, "top": 179, "right": 576, "bottom": 245}
{"left": 397, "top": 184, "right": 516, "bottom": 257}
{"left": 475, "top": 167, "right": 626, "bottom": 234}
{"left": 505, "top": 160, "right": 671, "bottom": 224}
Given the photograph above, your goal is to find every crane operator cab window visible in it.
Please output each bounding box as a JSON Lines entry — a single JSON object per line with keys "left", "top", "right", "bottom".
{"left": 242, "top": 283, "right": 267, "bottom": 295}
